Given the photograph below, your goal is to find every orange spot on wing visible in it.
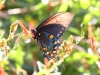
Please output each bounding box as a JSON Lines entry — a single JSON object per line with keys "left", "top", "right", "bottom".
{"left": 42, "top": 47, "right": 47, "bottom": 50}
{"left": 53, "top": 41, "right": 57, "bottom": 45}
{"left": 53, "top": 51, "right": 56, "bottom": 54}
{"left": 46, "top": 52, "right": 50, "bottom": 55}
{"left": 49, "top": 35, "right": 54, "bottom": 39}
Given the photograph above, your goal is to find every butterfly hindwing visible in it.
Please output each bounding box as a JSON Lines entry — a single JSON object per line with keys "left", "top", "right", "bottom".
{"left": 36, "top": 32, "right": 59, "bottom": 59}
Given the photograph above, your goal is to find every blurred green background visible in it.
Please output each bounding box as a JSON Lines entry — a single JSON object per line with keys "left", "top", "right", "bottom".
{"left": 0, "top": 0, "right": 100, "bottom": 75}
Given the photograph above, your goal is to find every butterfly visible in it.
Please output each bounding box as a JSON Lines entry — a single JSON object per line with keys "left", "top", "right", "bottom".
{"left": 31, "top": 12, "right": 74, "bottom": 60}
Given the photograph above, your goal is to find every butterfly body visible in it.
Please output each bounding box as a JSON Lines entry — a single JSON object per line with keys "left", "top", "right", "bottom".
{"left": 31, "top": 12, "right": 74, "bottom": 60}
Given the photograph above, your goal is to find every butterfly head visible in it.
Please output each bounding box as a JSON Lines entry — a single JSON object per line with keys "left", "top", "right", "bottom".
{"left": 31, "top": 29, "right": 37, "bottom": 39}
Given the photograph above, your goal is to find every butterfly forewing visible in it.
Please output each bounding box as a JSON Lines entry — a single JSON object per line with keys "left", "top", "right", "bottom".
{"left": 36, "top": 12, "right": 74, "bottom": 39}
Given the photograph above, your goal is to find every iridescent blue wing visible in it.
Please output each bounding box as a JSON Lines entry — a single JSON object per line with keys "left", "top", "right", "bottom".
{"left": 36, "top": 32, "right": 60, "bottom": 60}
{"left": 36, "top": 12, "right": 74, "bottom": 39}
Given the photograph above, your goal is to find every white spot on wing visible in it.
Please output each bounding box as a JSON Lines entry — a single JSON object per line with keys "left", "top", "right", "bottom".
{"left": 62, "top": 28, "right": 64, "bottom": 30}
{"left": 57, "top": 34, "right": 59, "bottom": 37}
{"left": 39, "top": 33, "right": 41, "bottom": 35}
{"left": 60, "top": 31, "right": 62, "bottom": 33}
